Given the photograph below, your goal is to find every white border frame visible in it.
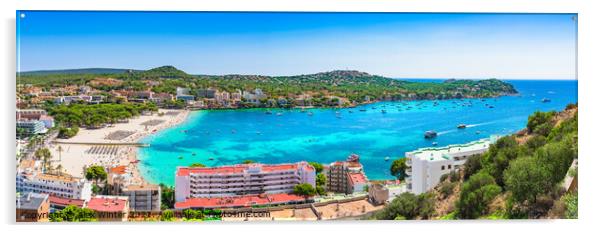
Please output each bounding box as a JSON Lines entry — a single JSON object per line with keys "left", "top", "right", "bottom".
{"left": 2, "top": 1, "right": 601, "bottom": 233}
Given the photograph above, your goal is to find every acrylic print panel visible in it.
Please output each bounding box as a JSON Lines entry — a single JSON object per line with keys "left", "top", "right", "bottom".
{"left": 15, "top": 11, "right": 578, "bottom": 222}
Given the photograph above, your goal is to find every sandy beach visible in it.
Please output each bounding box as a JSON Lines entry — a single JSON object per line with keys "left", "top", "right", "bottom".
{"left": 49, "top": 109, "right": 189, "bottom": 181}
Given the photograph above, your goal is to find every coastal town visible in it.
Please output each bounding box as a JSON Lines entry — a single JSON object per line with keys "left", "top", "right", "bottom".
{"left": 15, "top": 67, "right": 578, "bottom": 222}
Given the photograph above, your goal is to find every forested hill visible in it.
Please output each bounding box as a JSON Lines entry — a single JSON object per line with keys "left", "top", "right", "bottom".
{"left": 372, "top": 104, "right": 578, "bottom": 220}
{"left": 18, "top": 65, "right": 518, "bottom": 102}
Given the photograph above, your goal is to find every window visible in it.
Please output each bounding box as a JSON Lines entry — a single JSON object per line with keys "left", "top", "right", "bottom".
{"left": 441, "top": 165, "right": 445, "bottom": 170}
{"left": 448, "top": 165, "right": 451, "bottom": 169}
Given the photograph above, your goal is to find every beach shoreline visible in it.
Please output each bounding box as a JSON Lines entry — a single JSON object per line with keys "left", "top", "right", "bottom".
{"left": 50, "top": 109, "right": 190, "bottom": 185}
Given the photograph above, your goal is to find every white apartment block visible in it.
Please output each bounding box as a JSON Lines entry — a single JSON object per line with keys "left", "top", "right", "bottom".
{"left": 16, "top": 172, "right": 92, "bottom": 201}
{"left": 175, "top": 162, "right": 315, "bottom": 202}
{"left": 405, "top": 136, "right": 499, "bottom": 194}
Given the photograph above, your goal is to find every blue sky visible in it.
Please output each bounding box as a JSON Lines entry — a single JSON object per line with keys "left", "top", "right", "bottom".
{"left": 17, "top": 11, "right": 577, "bottom": 79}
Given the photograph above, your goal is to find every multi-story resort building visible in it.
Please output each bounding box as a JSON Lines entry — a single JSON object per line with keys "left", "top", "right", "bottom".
{"left": 16, "top": 109, "right": 55, "bottom": 129}
{"left": 121, "top": 184, "right": 162, "bottom": 212}
{"left": 16, "top": 171, "right": 93, "bottom": 201}
{"left": 16, "top": 120, "right": 48, "bottom": 135}
{"left": 405, "top": 136, "right": 500, "bottom": 194}
{"left": 175, "top": 162, "right": 316, "bottom": 207}
{"left": 324, "top": 154, "right": 369, "bottom": 194}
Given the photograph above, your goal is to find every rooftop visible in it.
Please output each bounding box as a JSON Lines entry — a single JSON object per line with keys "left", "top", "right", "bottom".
{"left": 348, "top": 172, "right": 368, "bottom": 185}
{"left": 16, "top": 192, "right": 49, "bottom": 210}
{"left": 123, "top": 184, "right": 160, "bottom": 191}
{"left": 87, "top": 196, "right": 128, "bottom": 212}
{"left": 36, "top": 173, "right": 80, "bottom": 183}
{"left": 48, "top": 195, "right": 85, "bottom": 208}
{"left": 175, "top": 193, "right": 306, "bottom": 209}
{"left": 176, "top": 162, "right": 314, "bottom": 177}
{"left": 406, "top": 136, "right": 499, "bottom": 162}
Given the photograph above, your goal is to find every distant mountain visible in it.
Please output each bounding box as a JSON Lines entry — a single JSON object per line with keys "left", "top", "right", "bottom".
{"left": 19, "top": 68, "right": 142, "bottom": 76}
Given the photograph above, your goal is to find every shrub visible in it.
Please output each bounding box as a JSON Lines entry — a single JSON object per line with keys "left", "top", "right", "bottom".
{"left": 440, "top": 182, "right": 456, "bottom": 198}
{"left": 503, "top": 156, "right": 553, "bottom": 205}
{"left": 456, "top": 171, "right": 502, "bottom": 219}
{"left": 161, "top": 210, "right": 175, "bottom": 221}
{"left": 527, "top": 111, "right": 555, "bottom": 133}
{"left": 439, "top": 173, "right": 449, "bottom": 183}
{"left": 463, "top": 154, "right": 482, "bottom": 180}
{"left": 562, "top": 192, "right": 578, "bottom": 219}
{"left": 449, "top": 170, "right": 460, "bottom": 182}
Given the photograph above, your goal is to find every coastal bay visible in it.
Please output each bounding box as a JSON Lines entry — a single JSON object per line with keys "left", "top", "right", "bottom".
{"left": 137, "top": 80, "right": 577, "bottom": 186}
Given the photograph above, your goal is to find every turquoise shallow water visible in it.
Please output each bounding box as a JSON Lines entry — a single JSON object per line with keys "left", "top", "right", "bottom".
{"left": 138, "top": 80, "right": 577, "bottom": 186}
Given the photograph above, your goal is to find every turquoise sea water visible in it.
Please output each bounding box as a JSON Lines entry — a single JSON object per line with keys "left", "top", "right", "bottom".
{"left": 138, "top": 80, "right": 577, "bottom": 186}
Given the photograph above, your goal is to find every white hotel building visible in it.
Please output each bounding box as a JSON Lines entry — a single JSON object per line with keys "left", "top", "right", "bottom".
{"left": 16, "top": 172, "right": 92, "bottom": 201}
{"left": 405, "top": 136, "right": 500, "bottom": 194}
{"left": 175, "top": 162, "right": 315, "bottom": 202}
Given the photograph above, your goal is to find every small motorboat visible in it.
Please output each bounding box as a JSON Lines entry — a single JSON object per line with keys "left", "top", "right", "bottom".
{"left": 424, "top": 131, "right": 438, "bottom": 139}
{"left": 359, "top": 109, "right": 367, "bottom": 112}
{"left": 265, "top": 110, "right": 273, "bottom": 114}
{"left": 276, "top": 112, "right": 283, "bottom": 116}
{"left": 476, "top": 131, "right": 481, "bottom": 134}
{"left": 209, "top": 157, "right": 215, "bottom": 161}
{"left": 178, "top": 156, "right": 183, "bottom": 159}
{"left": 384, "top": 156, "right": 390, "bottom": 161}
{"left": 432, "top": 142, "right": 438, "bottom": 146}
{"left": 307, "top": 112, "right": 314, "bottom": 116}
{"left": 541, "top": 98, "right": 551, "bottom": 103}
{"left": 457, "top": 124, "right": 467, "bottom": 129}
{"left": 381, "top": 109, "right": 387, "bottom": 114}
{"left": 192, "top": 152, "right": 196, "bottom": 156}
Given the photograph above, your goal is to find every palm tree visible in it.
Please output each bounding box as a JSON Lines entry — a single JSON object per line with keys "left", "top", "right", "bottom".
{"left": 34, "top": 148, "right": 52, "bottom": 172}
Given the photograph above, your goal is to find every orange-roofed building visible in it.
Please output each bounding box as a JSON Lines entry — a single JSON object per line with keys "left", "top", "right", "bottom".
{"left": 175, "top": 162, "right": 315, "bottom": 202}
{"left": 86, "top": 195, "right": 129, "bottom": 221}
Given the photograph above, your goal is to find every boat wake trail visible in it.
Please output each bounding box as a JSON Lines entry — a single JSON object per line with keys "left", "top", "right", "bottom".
{"left": 466, "top": 121, "right": 497, "bottom": 128}
{"left": 437, "top": 130, "right": 455, "bottom": 135}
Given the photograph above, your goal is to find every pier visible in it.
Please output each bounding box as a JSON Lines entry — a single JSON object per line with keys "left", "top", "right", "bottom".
{"left": 52, "top": 141, "right": 150, "bottom": 147}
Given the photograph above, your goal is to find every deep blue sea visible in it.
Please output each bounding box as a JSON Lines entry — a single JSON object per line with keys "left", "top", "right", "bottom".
{"left": 138, "top": 80, "right": 577, "bottom": 186}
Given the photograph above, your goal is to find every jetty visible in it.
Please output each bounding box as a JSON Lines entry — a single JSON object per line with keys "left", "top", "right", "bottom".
{"left": 52, "top": 140, "right": 150, "bottom": 147}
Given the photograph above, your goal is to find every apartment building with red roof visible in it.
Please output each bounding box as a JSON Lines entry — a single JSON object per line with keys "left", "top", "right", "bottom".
{"left": 175, "top": 162, "right": 316, "bottom": 205}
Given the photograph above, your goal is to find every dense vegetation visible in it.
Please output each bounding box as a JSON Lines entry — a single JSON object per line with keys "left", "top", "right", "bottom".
{"left": 49, "top": 205, "right": 97, "bottom": 222}
{"left": 372, "top": 192, "right": 436, "bottom": 220}
{"left": 374, "top": 104, "right": 578, "bottom": 220}
{"left": 293, "top": 183, "right": 317, "bottom": 197}
{"left": 159, "top": 183, "right": 175, "bottom": 210}
{"left": 308, "top": 161, "right": 327, "bottom": 195}
{"left": 46, "top": 102, "right": 158, "bottom": 129}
